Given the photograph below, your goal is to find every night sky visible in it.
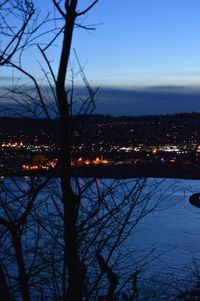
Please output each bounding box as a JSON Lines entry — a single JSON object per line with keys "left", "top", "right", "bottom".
{"left": 1, "top": 0, "right": 200, "bottom": 115}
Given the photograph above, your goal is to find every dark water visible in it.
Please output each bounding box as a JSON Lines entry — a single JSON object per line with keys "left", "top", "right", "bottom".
{"left": 5, "top": 176, "right": 200, "bottom": 275}
{"left": 127, "top": 178, "right": 200, "bottom": 278}
{"left": 1, "top": 176, "right": 200, "bottom": 299}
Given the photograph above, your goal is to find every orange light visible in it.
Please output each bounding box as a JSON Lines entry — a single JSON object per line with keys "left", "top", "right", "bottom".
{"left": 152, "top": 148, "right": 157, "bottom": 154}
{"left": 85, "top": 159, "right": 91, "bottom": 165}
{"left": 93, "top": 158, "right": 101, "bottom": 165}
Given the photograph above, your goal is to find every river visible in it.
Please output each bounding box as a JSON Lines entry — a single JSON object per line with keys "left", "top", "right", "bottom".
{"left": 1, "top": 176, "right": 200, "bottom": 299}
{"left": 126, "top": 178, "right": 200, "bottom": 283}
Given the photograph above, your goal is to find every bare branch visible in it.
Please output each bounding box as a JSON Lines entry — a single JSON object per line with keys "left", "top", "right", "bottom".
{"left": 52, "top": 0, "right": 66, "bottom": 18}
{"left": 76, "top": 0, "right": 99, "bottom": 16}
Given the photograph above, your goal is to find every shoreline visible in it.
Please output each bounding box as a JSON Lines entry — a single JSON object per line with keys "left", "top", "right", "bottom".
{"left": 73, "top": 163, "right": 200, "bottom": 180}
{"left": 1, "top": 163, "right": 200, "bottom": 180}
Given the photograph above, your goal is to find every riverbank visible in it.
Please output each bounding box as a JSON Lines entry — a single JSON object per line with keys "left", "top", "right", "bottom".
{"left": 73, "top": 162, "right": 200, "bottom": 179}
{"left": 1, "top": 162, "right": 200, "bottom": 179}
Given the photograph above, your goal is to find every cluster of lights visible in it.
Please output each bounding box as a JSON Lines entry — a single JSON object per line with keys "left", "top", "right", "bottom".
{"left": 1, "top": 141, "right": 53, "bottom": 152}
{"left": 71, "top": 157, "right": 109, "bottom": 166}
{"left": 2, "top": 141, "right": 24, "bottom": 148}
{"left": 22, "top": 156, "right": 110, "bottom": 171}
{"left": 22, "top": 159, "right": 58, "bottom": 171}
{"left": 159, "top": 145, "right": 180, "bottom": 152}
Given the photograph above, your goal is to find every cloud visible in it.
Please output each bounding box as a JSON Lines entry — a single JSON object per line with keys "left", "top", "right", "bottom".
{"left": 0, "top": 84, "right": 200, "bottom": 117}
{"left": 94, "top": 86, "right": 200, "bottom": 116}
{"left": 0, "top": 76, "right": 12, "bottom": 82}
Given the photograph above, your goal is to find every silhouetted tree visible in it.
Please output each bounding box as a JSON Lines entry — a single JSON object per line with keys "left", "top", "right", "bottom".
{"left": 0, "top": 1, "right": 170, "bottom": 300}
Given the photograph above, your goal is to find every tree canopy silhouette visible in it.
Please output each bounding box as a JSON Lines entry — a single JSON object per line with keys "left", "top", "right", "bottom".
{"left": 0, "top": 1, "right": 168, "bottom": 300}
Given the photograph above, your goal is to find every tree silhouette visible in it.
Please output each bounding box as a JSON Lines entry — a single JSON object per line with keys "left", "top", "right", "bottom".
{"left": 0, "top": 1, "right": 168, "bottom": 300}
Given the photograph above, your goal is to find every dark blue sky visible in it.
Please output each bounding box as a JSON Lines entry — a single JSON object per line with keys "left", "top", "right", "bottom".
{"left": 1, "top": 1, "right": 200, "bottom": 116}
{"left": 3, "top": 0, "right": 200, "bottom": 88}
{"left": 33, "top": 0, "right": 200, "bottom": 88}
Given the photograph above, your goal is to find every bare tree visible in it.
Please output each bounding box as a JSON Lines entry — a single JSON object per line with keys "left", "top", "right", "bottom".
{"left": 0, "top": 1, "right": 172, "bottom": 301}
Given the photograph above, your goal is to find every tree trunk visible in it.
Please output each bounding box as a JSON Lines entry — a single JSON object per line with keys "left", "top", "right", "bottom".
{"left": 56, "top": 1, "right": 84, "bottom": 300}
{"left": 11, "top": 229, "right": 30, "bottom": 301}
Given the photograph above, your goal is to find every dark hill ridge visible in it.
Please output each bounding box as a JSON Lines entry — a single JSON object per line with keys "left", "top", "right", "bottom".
{"left": 1, "top": 111, "right": 200, "bottom": 128}
{"left": 1, "top": 112, "right": 200, "bottom": 147}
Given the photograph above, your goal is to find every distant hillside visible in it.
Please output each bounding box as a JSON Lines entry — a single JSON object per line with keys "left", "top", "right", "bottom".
{"left": 1, "top": 112, "right": 200, "bottom": 130}
{"left": 1, "top": 112, "right": 200, "bottom": 147}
